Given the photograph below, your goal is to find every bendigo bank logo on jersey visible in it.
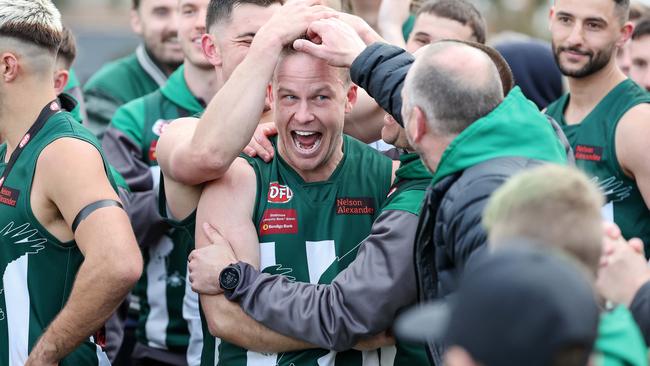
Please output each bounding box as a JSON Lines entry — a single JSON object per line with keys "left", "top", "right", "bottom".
{"left": 336, "top": 197, "right": 375, "bottom": 215}
{"left": 260, "top": 209, "right": 298, "bottom": 235}
{"left": 267, "top": 182, "right": 293, "bottom": 203}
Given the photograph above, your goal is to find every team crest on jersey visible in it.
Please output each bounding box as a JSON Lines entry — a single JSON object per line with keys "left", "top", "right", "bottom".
{"left": 267, "top": 182, "right": 293, "bottom": 203}
{"left": 151, "top": 119, "right": 171, "bottom": 136}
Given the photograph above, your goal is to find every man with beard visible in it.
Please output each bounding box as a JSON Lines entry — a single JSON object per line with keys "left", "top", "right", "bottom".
{"left": 84, "top": 0, "right": 184, "bottom": 139}
{"left": 545, "top": 0, "right": 650, "bottom": 254}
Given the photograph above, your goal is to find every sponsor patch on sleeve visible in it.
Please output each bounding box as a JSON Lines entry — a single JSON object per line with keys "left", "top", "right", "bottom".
{"left": 0, "top": 185, "right": 20, "bottom": 207}
{"left": 335, "top": 197, "right": 375, "bottom": 215}
{"left": 259, "top": 209, "right": 298, "bottom": 235}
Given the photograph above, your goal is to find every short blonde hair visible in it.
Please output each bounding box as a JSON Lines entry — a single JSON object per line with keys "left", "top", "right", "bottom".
{"left": 0, "top": 0, "right": 62, "bottom": 53}
{"left": 483, "top": 165, "right": 604, "bottom": 275}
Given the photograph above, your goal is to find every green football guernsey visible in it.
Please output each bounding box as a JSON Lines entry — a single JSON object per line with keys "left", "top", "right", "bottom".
{"left": 546, "top": 79, "right": 650, "bottom": 253}
{"left": 0, "top": 107, "right": 117, "bottom": 365}
{"left": 202, "top": 135, "right": 393, "bottom": 366}
{"left": 108, "top": 65, "right": 204, "bottom": 353}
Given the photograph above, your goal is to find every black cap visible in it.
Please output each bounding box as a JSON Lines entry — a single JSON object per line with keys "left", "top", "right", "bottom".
{"left": 396, "top": 245, "right": 599, "bottom": 366}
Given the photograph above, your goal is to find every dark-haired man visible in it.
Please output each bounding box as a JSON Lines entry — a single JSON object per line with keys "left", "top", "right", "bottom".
{"left": 545, "top": 0, "right": 650, "bottom": 253}
{"left": 0, "top": 0, "right": 142, "bottom": 365}
{"left": 630, "top": 19, "right": 650, "bottom": 91}
{"left": 84, "top": 0, "right": 184, "bottom": 138}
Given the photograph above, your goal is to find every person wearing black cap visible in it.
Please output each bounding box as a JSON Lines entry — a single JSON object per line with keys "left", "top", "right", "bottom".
{"left": 482, "top": 164, "right": 648, "bottom": 366}
{"left": 395, "top": 245, "right": 600, "bottom": 366}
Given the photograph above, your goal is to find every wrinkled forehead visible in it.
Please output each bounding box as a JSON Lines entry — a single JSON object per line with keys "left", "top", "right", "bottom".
{"left": 273, "top": 52, "right": 348, "bottom": 91}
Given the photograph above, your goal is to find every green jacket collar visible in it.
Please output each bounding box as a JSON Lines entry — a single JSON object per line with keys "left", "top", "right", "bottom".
{"left": 432, "top": 87, "right": 567, "bottom": 185}
{"left": 160, "top": 65, "right": 204, "bottom": 114}
{"left": 395, "top": 153, "right": 432, "bottom": 182}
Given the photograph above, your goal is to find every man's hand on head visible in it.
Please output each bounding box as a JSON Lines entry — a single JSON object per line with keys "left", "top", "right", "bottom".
{"left": 294, "top": 17, "right": 369, "bottom": 68}
{"left": 188, "top": 223, "right": 239, "bottom": 295}
{"left": 255, "top": 0, "right": 338, "bottom": 50}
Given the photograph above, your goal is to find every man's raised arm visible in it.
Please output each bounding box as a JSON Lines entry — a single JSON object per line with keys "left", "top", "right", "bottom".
{"left": 157, "top": 0, "right": 336, "bottom": 186}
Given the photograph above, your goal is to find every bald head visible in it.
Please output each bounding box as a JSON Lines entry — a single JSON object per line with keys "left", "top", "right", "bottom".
{"left": 404, "top": 41, "right": 503, "bottom": 136}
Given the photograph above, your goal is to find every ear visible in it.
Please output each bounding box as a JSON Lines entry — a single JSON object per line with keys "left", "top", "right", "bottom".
{"left": 202, "top": 33, "right": 222, "bottom": 67}
{"left": 412, "top": 106, "right": 428, "bottom": 144}
{"left": 266, "top": 83, "right": 274, "bottom": 105}
{"left": 548, "top": 6, "right": 555, "bottom": 31}
{"left": 1, "top": 53, "right": 19, "bottom": 83}
{"left": 617, "top": 22, "right": 634, "bottom": 48}
{"left": 130, "top": 8, "right": 143, "bottom": 35}
{"left": 53, "top": 69, "right": 69, "bottom": 95}
{"left": 344, "top": 84, "right": 358, "bottom": 113}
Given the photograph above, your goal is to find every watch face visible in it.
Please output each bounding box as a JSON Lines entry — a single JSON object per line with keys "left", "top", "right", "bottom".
{"left": 220, "top": 266, "right": 240, "bottom": 290}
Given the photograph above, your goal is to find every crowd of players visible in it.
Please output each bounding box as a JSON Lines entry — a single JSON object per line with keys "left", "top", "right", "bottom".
{"left": 2, "top": 0, "right": 650, "bottom": 365}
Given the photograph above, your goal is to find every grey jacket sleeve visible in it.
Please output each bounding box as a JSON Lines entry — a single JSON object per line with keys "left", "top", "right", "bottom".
{"left": 350, "top": 43, "right": 414, "bottom": 127}
{"left": 102, "top": 126, "right": 168, "bottom": 247}
{"left": 629, "top": 280, "right": 650, "bottom": 346}
{"left": 227, "top": 209, "right": 420, "bottom": 351}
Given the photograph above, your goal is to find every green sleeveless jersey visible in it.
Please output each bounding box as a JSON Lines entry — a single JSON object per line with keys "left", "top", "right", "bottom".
{"left": 202, "top": 135, "right": 393, "bottom": 366}
{"left": 546, "top": 79, "right": 650, "bottom": 253}
{"left": 0, "top": 110, "right": 116, "bottom": 365}
{"left": 109, "top": 65, "right": 204, "bottom": 352}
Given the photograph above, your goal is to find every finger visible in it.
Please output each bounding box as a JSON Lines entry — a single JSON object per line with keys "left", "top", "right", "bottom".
{"left": 249, "top": 139, "right": 270, "bottom": 161}
{"left": 603, "top": 221, "right": 622, "bottom": 239}
{"left": 243, "top": 146, "right": 257, "bottom": 158}
{"left": 629, "top": 238, "right": 645, "bottom": 255}
{"left": 256, "top": 133, "right": 275, "bottom": 160}
{"left": 293, "top": 39, "right": 327, "bottom": 59}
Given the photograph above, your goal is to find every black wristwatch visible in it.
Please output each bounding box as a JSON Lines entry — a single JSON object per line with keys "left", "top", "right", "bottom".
{"left": 219, "top": 263, "right": 242, "bottom": 292}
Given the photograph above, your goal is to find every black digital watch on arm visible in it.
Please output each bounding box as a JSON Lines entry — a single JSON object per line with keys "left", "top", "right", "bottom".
{"left": 219, "top": 263, "right": 242, "bottom": 293}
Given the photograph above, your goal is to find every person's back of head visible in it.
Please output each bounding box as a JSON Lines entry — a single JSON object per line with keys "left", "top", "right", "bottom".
{"left": 396, "top": 245, "right": 600, "bottom": 366}
{"left": 0, "top": 0, "right": 62, "bottom": 82}
{"left": 482, "top": 164, "right": 604, "bottom": 277}
{"left": 416, "top": 0, "right": 486, "bottom": 44}
{"left": 403, "top": 41, "right": 503, "bottom": 136}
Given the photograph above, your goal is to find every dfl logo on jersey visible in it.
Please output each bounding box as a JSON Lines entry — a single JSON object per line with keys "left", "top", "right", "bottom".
{"left": 267, "top": 182, "right": 293, "bottom": 203}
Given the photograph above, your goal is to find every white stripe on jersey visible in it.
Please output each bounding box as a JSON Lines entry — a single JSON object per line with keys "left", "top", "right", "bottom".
{"left": 319, "top": 351, "right": 337, "bottom": 366}
{"left": 5, "top": 254, "right": 29, "bottom": 366}
{"left": 145, "top": 235, "right": 174, "bottom": 349}
{"left": 183, "top": 266, "right": 202, "bottom": 366}
{"left": 362, "top": 350, "right": 380, "bottom": 366}
{"left": 379, "top": 346, "right": 397, "bottom": 366}
{"left": 305, "top": 240, "right": 337, "bottom": 284}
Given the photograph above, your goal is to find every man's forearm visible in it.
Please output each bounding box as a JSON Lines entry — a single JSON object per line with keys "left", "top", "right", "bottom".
{"left": 184, "top": 40, "right": 283, "bottom": 183}
{"left": 202, "top": 294, "right": 316, "bottom": 353}
{"left": 229, "top": 210, "right": 420, "bottom": 351}
{"left": 28, "top": 256, "right": 137, "bottom": 363}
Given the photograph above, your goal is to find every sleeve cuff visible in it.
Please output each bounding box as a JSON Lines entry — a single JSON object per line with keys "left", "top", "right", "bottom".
{"left": 225, "top": 262, "right": 261, "bottom": 301}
